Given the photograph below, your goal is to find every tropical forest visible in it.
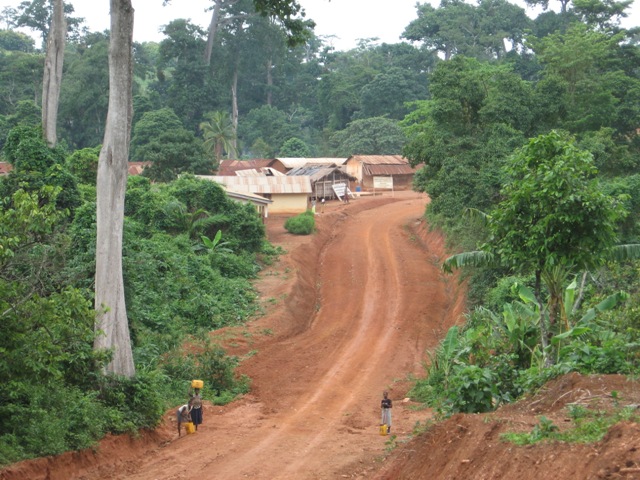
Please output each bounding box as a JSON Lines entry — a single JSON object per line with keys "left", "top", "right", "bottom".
{"left": 0, "top": 0, "right": 639, "bottom": 474}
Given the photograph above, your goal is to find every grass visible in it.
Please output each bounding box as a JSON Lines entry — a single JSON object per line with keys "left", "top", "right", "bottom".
{"left": 501, "top": 406, "right": 639, "bottom": 445}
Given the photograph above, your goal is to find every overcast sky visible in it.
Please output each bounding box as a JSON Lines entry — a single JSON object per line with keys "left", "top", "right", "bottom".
{"left": 0, "top": 0, "right": 638, "bottom": 51}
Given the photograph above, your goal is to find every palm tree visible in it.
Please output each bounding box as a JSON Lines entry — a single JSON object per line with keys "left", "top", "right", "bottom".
{"left": 199, "top": 111, "right": 237, "bottom": 167}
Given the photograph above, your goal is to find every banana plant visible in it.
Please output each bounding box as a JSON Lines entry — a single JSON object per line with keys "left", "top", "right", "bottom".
{"left": 200, "top": 230, "right": 232, "bottom": 254}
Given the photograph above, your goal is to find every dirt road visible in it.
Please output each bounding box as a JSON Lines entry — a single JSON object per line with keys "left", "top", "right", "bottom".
{"left": 1, "top": 191, "right": 465, "bottom": 480}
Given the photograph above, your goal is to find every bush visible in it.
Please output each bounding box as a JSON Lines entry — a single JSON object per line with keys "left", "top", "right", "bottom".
{"left": 284, "top": 210, "right": 315, "bottom": 235}
{"left": 160, "top": 338, "right": 249, "bottom": 403}
{"left": 444, "top": 365, "right": 497, "bottom": 413}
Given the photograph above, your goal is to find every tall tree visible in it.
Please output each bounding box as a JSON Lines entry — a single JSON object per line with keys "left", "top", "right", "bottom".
{"left": 41, "top": 0, "right": 65, "bottom": 146}
{"left": 330, "top": 117, "right": 406, "bottom": 156}
{"left": 402, "top": 0, "right": 531, "bottom": 60}
{"left": 443, "top": 131, "right": 632, "bottom": 361}
{"left": 94, "top": 0, "right": 135, "bottom": 377}
{"left": 11, "top": 0, "right": 82, "bottom": 48}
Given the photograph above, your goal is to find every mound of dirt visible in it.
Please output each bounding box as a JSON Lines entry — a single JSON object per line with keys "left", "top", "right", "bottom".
{"left": 374, "top": 373, "right": 640, "bottom": 480}
{"left": 2, "top": 191, "right": 638, "bottom": 480}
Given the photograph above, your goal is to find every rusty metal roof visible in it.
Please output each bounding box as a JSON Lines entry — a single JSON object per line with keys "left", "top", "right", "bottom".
{"left": 128, "top": 161, "right": 151, "bottom": 175}
{"left": 274, "top": 158, "right": 348, "bottom": 169}
{"left": 364, "top": 164, "right": 417, "bottom": 176}
{"left": 346, "top": 155, "right": 408, "bottom": 165}
{"left": 196, "top": 175, "right": 312, "bottom": 194}
{"left": 217, "top": 159, "right": 276, "bottom": 176}
{"left": 0, "top": 162, "right": 12, "bottom": 175}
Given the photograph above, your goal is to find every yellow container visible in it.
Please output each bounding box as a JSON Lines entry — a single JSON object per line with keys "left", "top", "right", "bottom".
{"left": 379, "top": 424, "right": 388, "bottom": 436}
{"left": 184, "top": 422, "right": 196, "bottom": 434}
{"left": 191, "top": 379, "right": 203, "bottom": 389}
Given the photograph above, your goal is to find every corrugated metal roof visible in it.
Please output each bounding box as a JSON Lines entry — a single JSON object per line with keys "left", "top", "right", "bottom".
{"left": 288, "top": 165, "right": 354, "bottom": 182}
{"left": 274, "top": 158, "right": 348, "bottom": 168}
{"left": 217, "top": 159, "right": 275, "bottom": 176}
{"left": 235, "top": 167, "right": 285, "bottom": 177}
{"left": 347, "top": 155, "right": 408, "bottom": 165}
{"left": 223, "top": 186, "right": 273, "bottom": 205}
{"left": 128, "top": 161, "right": 151, "bottom": 175}
{"left": 364, "top": 164, "right": 417, "bottom": 176}
{"left": 196, "top": 175, "right": 312, "bottom": 194}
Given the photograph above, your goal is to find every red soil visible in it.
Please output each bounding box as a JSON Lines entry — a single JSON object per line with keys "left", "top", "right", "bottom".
{"left": 2, "top": 191, "right": 638, "bottom": 480}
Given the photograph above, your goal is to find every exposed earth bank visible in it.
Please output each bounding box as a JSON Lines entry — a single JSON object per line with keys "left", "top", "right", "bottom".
{"left": 1, "top": 191, "right": 639, "bottom": 480}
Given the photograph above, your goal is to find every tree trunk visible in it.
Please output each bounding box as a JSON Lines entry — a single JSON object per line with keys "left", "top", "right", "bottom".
{"left": 94, "top": 0, "right": 135, "bottom": 378}
{"left": 41, "top": 0, "right": 66, "bottom": 147}
{"left": 231, "top": 60, "right": 239, "bottom": 154}
{"left": 266, "top": 57, "right": 273, "bottom": 106}
{"left": 534, "top": 270, "right": 551, "bottom": 367}
{"left": 204, "top": 0, "right": 223, "bottom": 67}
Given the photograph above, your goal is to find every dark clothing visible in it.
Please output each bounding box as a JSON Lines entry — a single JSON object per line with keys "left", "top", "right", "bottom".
{"left": 190, "top": 394, "right": 203, "bottom": 426}
{"left": 381, "top": 396, "right": 392, "bottom": 432}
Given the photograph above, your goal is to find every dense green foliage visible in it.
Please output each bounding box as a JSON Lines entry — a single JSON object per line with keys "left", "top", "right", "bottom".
{"left": 400, "top": 0, "right": 640, "bottom": 417}
{"left": 0, "top": 126, "right": 271, "bottom": 464}
{"left": 284, "top": 210, "right": 315, "bottom": 235}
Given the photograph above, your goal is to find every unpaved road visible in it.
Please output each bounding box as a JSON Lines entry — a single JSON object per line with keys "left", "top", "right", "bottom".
{"left": 1, "top": 191, "right": 465, "bottom": 480}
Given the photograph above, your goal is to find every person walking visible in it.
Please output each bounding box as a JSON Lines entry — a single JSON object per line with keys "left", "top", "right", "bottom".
{"left": 189, "top": 388, "right": 203, "bottom": 431}
{"left": 381, "top": 391, "right": 392, "bottom": 434}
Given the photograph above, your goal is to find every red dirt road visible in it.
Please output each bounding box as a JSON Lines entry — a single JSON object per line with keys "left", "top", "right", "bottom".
{"left": 1, "top": 191, "right": 464, "bottom": 480}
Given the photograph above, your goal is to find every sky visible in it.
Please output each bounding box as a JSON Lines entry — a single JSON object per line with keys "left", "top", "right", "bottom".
{"left": 0, "top": 0, "right": 638, "bottom": 51}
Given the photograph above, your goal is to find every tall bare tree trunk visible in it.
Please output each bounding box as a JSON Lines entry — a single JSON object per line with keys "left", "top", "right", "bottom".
{"left": 94, "top": 0, "right": 135, "bottom": 377}
{"left": 231, "top": 61, "right": 239, "bottom": 154}
{"left": 204, "top": 0, "right": 223, "bottom": 67}
{"left": 266, "top": 57, "right": 273, "bottom": 106}
{"left": 41, "top": 0, "right": 66, "bottom": 147}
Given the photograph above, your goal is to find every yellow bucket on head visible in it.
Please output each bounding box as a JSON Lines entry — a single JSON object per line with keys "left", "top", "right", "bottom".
{"left": 185, "top": 422, "right": 196, "bottom": 434}
{"left": 191, "top": 379, "right": 203, "bottom": 389}
{"left": 379, "top": 424, "right": 388, "bottom": 436}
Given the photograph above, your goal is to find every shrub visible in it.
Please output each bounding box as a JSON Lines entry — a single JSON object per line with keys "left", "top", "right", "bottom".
{"left": 284, "top": 210, "right": 315, "bottom": 235}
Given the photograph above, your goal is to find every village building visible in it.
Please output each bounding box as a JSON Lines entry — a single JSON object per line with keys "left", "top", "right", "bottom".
{"left": 220, "top": 186, "right": 272, "bottom": 223}
{"left": 196, "top": 175, "right": 312, "bottom": 214}
{"left": 128, "top": 161, "right": 151, "bottom": 175}
{"left": 0, "top": 162, "right": 12, "bottom": 176}
{"left": 344, "top": 155, "right": 417, "bottom": 191}
{"left": 287, "top": 164, "right": 355, "bottom": 200}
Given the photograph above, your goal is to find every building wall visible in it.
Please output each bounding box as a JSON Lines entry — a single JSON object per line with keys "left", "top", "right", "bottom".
{"left": 362, "top": 174, "right": 414, "bottom": 190}
{"left": 345, "top": 160, "right": 363, "bottom": 183}
{"left": 270, "top": 193, "right": 310, "bottom": 214}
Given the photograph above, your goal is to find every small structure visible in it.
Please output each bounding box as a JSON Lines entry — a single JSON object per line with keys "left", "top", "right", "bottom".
{"left": 287, "top": 164, "right": 355, "bottom": 200}
{"left": 128, "top": 161, "right": 151, "bottom": 176}
{"left": 0, "top": 162, "right": 12, "bottom": 176}
{"left": 272, "top": 157, "right": 347, "bottom": 174}
{"left": 196, "top": 175, "right": 312, "bottom": 214}
{"left": 344, "top": 155, "right": 417, "bottom": 191}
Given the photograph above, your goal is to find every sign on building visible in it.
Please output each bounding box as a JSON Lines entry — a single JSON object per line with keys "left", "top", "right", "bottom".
{"left": 373, "top": 176, "right": 394, "bottom": 189}
{"left": 332, "top": 182, "right": 351, "bottom": 201}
